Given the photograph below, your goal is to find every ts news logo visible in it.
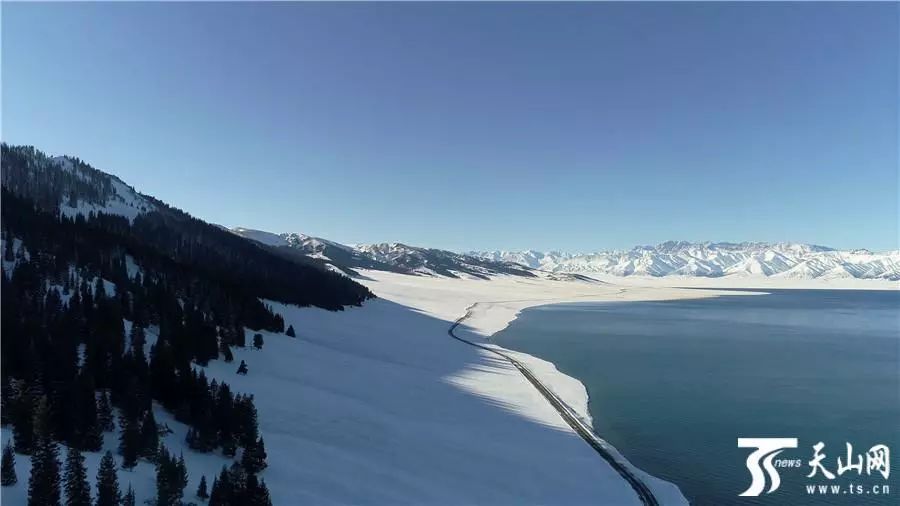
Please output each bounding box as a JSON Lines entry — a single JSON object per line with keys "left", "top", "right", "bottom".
{"left": 737, "top": 438, "right": 799, "bottom": 496}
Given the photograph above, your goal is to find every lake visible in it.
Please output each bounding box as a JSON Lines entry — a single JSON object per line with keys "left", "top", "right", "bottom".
{"left": 493, "top": 289, "right": 899, "bottom": 505}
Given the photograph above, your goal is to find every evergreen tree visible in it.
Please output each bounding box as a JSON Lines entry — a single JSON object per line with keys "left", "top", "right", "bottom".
{"left": 75, "top": 377, "right": 103, "bottom": 452}
{"left": 95, "top": 451, "right": 121, "bottom": 506}
{"left": 28, "top": 398, "right": 62, "bottom": 506}
{"left": 1, "top": 439, "right": 17, "bottom": 486}
{"left": 220, "top": 433, "right": 236, "bottom": 458}
{"left": 138, "top": 409, "right": 158, "bottom": 461}
{"left": 1, "top": 376, "right": 13, "bottom": 426}
{"left": 13, "top": 389, "right": 35, "bottom": 454}
{"left": 196, "top": 475, "right": 209, "bottom": 500}
{"left": 252, "top": 334, "right": 263, "bottom": 350}
{"left": 129, "top": 325, "right": 146, "bottom": 354}
{"left": 208, "top": 467, "right": 231, "bottom": 506}
{"left": 63, "top": 446, "right": 91, "bottom": 506}
{"left": 4, "top": 234, "right": 13, "bottom": 261}
{"left": 220, "top": 342, "right": 234, "bottom": 363}
{"left": 245, "top": 474, "right": 272, "bottom": 506}
{"left": 155, "top": 445, "right": 188, "bottom": 506}
{"left": 241, "top": 437, "right": 267, "bottom": 474}
{"left": 117, "top": 412, "right": 139, "bottom": 470}
{"left": 285, "top": 325, "right": 296, "bottom": 338}
{"left": 97, "top": 391, "right": 115, "bottom": 432}
{"left": 122, "top": 485, "right": 135, "bottom": 506}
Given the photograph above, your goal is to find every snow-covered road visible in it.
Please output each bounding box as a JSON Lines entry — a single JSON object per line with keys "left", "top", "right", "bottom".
{"left": 447, "top": 302, "right": 659, "bottom": 506}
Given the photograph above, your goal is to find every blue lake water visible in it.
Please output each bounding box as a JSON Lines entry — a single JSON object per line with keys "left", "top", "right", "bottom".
{"left": 493, "top": 289, "right": 899, "bottom": 506}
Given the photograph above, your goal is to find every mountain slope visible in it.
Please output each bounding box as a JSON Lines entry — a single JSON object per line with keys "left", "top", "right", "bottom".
{"left": 232, "top": 229, "right": 537, "bottom": 280}
{"left": 472, "top": 242, "right": 900, "bottom": 280}
{"left": 2, "top": 144, "right": 373, "bottom": 309}
{"left": 0, "top": 143, "right": 376, "bottom": 505}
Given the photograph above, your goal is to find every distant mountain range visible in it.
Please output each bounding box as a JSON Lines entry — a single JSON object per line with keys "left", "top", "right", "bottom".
{"left": 231, "top": 228, "right": 541, "bottom": 280}
{"left": 469, "top": 242, "right": 900, "bottom": 280}
{"left": 6, "top": 143, "right": 894, "bottom": 283}
{"left": 232, "top": 229, "right": 899, "bottom": 281}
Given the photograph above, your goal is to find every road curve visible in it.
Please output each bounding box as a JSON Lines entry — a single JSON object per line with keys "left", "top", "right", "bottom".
{"left": 447, "top": 303, "right": 660, "bottom": 506}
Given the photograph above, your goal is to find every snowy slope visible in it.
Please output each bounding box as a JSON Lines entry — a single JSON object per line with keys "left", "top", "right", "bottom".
{"left": 472, "top": 242, "right": 900, "bottom": 280}
{"left": 3, "top": 268, "right": 723, "bottom": 505}
{"left": 231, "top": 227, "right": 289, "bottom": 247}
{"left": 51, "top": 156, "right": 157, "bottom": 223}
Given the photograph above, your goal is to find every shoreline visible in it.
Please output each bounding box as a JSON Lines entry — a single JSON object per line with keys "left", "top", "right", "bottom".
{"left": 480, "top": 304, "right": 695, "bottom": 506}
{"left": 355, "top": 271, "right": 896, "bottom": 505}
{"left": 449, "top": 303, "right": 663, "bottom": 505}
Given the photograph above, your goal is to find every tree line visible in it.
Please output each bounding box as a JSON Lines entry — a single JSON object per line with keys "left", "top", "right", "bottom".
{"left": 0, "top": 145, "right": 361, "bottom": 504}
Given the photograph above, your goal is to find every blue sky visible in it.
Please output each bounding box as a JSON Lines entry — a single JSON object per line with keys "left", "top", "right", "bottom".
{"left": 3, "top": 2, "right": 897, "bottom": 252}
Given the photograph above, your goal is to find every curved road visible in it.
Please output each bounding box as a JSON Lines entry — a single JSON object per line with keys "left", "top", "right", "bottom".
{"left": 447, "top": 303, "right": 660, "bottom": 506}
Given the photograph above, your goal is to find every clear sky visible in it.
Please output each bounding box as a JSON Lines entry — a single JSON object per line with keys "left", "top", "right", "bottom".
{"left": 2, "top": 2, "right": 897, "bottom": 252}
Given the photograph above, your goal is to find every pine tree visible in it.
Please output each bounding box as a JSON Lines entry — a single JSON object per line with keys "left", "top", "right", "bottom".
{"left": 138, "top": 409, "right": 158, "bottom": 461}
{"left": 28, "top": 398, "right": 62, "bottom": 506}
{"left": 155, "top": 445, "right": 188, "bottom": 506}
{"left": 241, "top": 436, "right": 267, "bottom": 474}
{"left": 76, "top": 379, "right": 103, "bottom": 452}
{"left": 97, "top": 391, "right": 115, "bottom": 432}
{"left": 122, "top": 485, "right": 135, "bottom": 506}
{"left": 220, "top": 432, "right": 236, "bottom": 458}
{"left": 13, "top": 389, "right": 35, "bottom": 454}
{"left": 1, "top": 376, "right": 13, "bottom": 426}
{"left": 93, "top": 277, "right": 106, "bottom": 301}
{"left": 207, "top": 477, "right": 218, "bottom": 505}
{"left": 129, "top": 324, "right": 146, "bottom": 354}
{"left": 1, "top": 439, "right": 17, "bottom": 486}
{"left": 237, "top": 397, "right": 259, "bottom": 448}
{"left": 252, "top": 334, "right": 263, "bottom": 350}
{"left": 63, "top": 446, "right": 91, "bottom": 506}
{"left": 220, "top": 342, "right": 234, "bottom": 363}
{"left": 208, "top": 467, "right": 231, "bottom": 506}
{"left": 196, "top": 475, "right": 209, "bottom": 500}
{"left": 4, "top": 235, "right": 14, "bottom": 261}
{"left": 95, "top": 451, "right": 121, "bottom": 506}
{"left": 185, "top": 427, "right": 198, "bottom": 450}
{"left": 118, "top": 412, "right": 139, "bottom": 469}
{"left": 246, "top": 474, "right": 272, "bottom": 506}
{"left": 285, "top": 324, "right": 296, "bottom": 338}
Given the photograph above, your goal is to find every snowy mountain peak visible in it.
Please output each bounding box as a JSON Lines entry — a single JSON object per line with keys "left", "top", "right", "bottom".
{"left": 2, "top": 145, "right": 157, "bottom": 223}
{"left": 469, "top": 242, "right": 900, "bottom": 281}
{"left": 231, "top": 227, "right": 289, "bottom": 247}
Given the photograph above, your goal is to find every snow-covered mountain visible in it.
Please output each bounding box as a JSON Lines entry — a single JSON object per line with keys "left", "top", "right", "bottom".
{"left": 1, "top": 146, "right": 158, "bottom": 223}
{"left": 471, "top": 241, "right": 900, "bottom": 280}
{"left": 354, "top": 242, "right": 537, "bottom": 279}
{"left": 232, "top": 229, "right": 539, "bottom": 280}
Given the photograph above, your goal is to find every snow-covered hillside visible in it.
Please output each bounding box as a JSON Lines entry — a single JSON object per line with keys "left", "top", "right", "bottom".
{"left": 14, "top": 150, "right": 158, "bottom": 223}
{"left": 231, "top": 228, "right": 536, "bottom": 280}
{"left": 471, "top": 241, "right": 900, "bottom": 280}
{"left": 2, "top": 267, "right": 712, "bottom": 505}
{"left": 55, "top": 158, "right": 156, "bottom": 223}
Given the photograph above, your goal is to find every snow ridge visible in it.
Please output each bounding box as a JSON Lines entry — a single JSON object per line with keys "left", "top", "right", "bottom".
{"left": 471, "top": 242, "right": 900, "bottom": 281}
{"left": 51, "top": 155, "right": 156, "bottom": 223}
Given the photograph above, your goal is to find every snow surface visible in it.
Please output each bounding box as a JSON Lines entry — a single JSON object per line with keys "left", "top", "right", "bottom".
{"left": 230, "top": 228, "right": 289, "bottom": 247}
{"left": 3, "top": 267, "right": 894, "bottom": 505}
{"left": 1, "top": 403, "right": 237, "bottom": 506}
